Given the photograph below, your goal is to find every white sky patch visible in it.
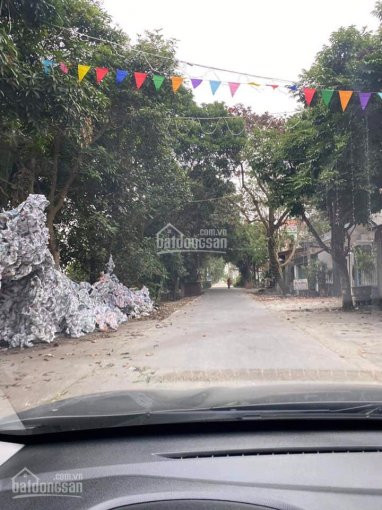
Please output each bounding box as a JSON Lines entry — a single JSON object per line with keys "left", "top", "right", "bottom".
{"left": 102, "top": 0, "right": 379, "bottom": 114}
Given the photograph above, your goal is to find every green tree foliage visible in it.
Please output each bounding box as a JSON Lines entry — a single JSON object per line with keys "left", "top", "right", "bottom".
{"left": 0, "top": 0, "right": 245, "bottom": 296}
{"left": 226, "top": 221, "right": 268, "bottom": 286}
{"left": 239, "top": 14, "right": 382, "bottom": 308}
{"left": 280, "top": 21, "right": 382, "bottom": 309}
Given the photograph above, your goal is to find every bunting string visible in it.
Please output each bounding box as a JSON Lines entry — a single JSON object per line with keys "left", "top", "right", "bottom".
{"left": 35, "top": 25, "right": 382, "bottom": 112}
{"left": 39, "top": 57, "right": 382, "bottom": 112}
{"left": 38, "top": 46, "right": 382, "bottom": 112}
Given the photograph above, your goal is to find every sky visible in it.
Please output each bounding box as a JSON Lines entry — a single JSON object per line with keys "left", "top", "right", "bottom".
{"left": 102, "top": 0, "right": 379, "bottom": 115}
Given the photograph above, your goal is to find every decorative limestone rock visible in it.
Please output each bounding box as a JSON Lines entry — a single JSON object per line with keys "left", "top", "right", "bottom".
{"left": 0, "top": 195, "right": 154, "bottom": 347}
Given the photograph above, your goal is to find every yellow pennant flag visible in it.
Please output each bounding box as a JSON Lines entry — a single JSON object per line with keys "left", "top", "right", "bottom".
{"left": 171, "top": 76, "right": 184, "bottom": 93}
{"left": 338, "top": 90, "right": 353, "bottom": 111}
{"left": 78, "top": 65, "right": 91, "bottom": 82}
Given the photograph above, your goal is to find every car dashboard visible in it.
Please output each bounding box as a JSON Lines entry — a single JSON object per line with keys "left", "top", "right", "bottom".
{"left": 1, "top": 424, "right": 382, "bottom": 509}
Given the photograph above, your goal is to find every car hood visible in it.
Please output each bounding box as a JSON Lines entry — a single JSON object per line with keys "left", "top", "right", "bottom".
{"left": 9, "top": 382, "right": 382, "bottom": 421}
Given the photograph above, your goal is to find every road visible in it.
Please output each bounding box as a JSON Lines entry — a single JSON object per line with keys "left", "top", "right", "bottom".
{"left": 2, "top": 286, "right": 381, "bottom": 412}
{"left": 130, "top": 286, "right": 374, "bottom": 383}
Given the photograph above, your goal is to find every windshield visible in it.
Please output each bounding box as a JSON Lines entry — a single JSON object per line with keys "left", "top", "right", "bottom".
{"left": 0, "top": 0, "right": 382, "bottom": 432}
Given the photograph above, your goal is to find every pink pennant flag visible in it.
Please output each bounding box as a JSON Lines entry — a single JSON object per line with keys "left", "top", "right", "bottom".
{"left": 267, "top": 84, "right": 279, "bottom": 90}
{"left": 228, "top": 82, "right": 240, "bottom": 97}
{"left": 304, "top": 88, "right": 316, "bottom": 106}
{"left": 134, "top": 72, "right": 147, "bottom": 89}
{"left": 59, "top": 62, "right": 69, "bottom": 74}
{"left": 95, "top": 67, "right": 109, "bottom": 84}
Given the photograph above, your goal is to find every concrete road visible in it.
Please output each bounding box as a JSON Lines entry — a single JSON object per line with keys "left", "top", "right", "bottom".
{"left": 2, "top": 286, "right": 381, "bottom": 412}
{"left": 130, "top": 287, "right": 377, "bottom": 383}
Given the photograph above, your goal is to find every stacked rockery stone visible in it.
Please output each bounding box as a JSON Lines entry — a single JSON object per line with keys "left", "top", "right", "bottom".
{"left": 0, "top": 195, "right": 153, "bottom": 348}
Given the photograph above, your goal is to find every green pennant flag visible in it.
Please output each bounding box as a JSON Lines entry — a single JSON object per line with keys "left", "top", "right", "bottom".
{"left": 152, "top": 75, "right": 165, "bottom": 91}
{"left": 321, "top": 89, "right": 334, "bottom": 106}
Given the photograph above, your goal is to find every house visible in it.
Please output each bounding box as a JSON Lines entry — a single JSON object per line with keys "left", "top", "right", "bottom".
{"left": 374, "top": 224, "right": 382, "bottom": 303}
{"left": 280, "top": 214, "right": 382, "bottom": 302}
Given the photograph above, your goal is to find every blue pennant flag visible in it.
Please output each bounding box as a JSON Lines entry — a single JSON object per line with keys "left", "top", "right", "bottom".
{"left": 286, "top": 84, "right": 298, "bottom": 91}
{"left": 116, "top": 69, "right": 129, "bottom": 84}
{"left": 42, "top": 59, "right": 54, "bottom": 74}
{"left": 209, "top": 80, "right": 221, "bottom": 95}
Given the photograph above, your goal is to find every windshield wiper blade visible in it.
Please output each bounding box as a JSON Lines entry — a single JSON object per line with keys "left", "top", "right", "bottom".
{"left": 2, "top": 402, "right": 382, "bottom": 436}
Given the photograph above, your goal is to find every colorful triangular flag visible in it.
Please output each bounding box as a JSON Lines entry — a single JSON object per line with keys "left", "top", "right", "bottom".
{"left": 248, "top": 82, "right": 261, "bottom": 87}
{"left": 358, "top": 92, "right": 371, "bottom": 111}
{"left": 42, "top": 59, "right": 54, "bottom": 74}
{"left": 304, "top": 88, "right": 316, "bottom": 106}
{"left": 286, "top": 84, "right": 298, "bottom": 91}
{"left": 95, "top": 67, "right": 109, "bottom": 84}
{"left": 210, "top": 80, "right": 221, "bottom": 95}
{"left": 267, "top": 84, "right": 279, "bottom": 90}
{"left": 134, "top": 72, "right": 147, "bottom": 89}
{"left": 191, "top": 78, "right": 203, "bottom": 89}
{"left": 78, "top": 65, "right": 91, "bottom": 82}
{"left": 321, "top": 89, "right": 334, "bottom": 106}
{"left": 116, "top": 69, "right": 128, "bottom": 84}
{"left": 171, "top": 76, "right": 183, "bottom": 92}
{"left": 228, "top": 82, "right": 240, "bottom": 97}
{"left": 153, "top": 74, "right": 165, "bottom": 91}
{"left": 59, "top": 62, "right": 69, "bottom": 74}
{"left": 338, "top": 90, "right": 353, "bottom": 111}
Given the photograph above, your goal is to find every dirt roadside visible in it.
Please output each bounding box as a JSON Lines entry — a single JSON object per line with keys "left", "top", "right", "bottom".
{"left": 0, "top": 296, "right": 197, "bottom": 413}
{"left": 252, "top": 294, "right": 382, "bottom": 371}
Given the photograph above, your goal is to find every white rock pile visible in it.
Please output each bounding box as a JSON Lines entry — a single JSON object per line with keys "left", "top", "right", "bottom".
{"left": 0, "top": 194, "right": 154, "bottom": 348}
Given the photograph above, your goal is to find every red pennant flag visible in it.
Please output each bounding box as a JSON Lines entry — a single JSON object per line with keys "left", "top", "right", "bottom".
{"left": 134, "top": 72, "right": 147, "bottom": 89}
{"left": 304, "top": 88, "right": 316, "bottom": 106}
{"left": 59, "top": 62, "right": 69, "bottom": 74}
{"left": 95, "top": 67, "right": 109, "bottom": 84}
{"left": 267, "top": 84, "right": 279, "bottom": 90}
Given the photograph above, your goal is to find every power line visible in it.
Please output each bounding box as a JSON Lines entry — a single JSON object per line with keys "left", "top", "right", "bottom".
{"left": 51, "top": 25, "right": 297, "bottom": 84}
{"left": 185, "top": 193, "right": 239, "bottom": 203}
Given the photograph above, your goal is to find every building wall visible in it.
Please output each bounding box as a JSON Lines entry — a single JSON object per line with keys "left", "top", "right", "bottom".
{"left": 375, "top": 228, "right": 382, "bottom": 299}
{"left": 284, "top": 222, "right": 382, "bottom": 297}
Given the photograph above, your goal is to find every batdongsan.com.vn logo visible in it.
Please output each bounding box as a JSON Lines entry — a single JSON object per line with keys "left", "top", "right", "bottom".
{"left": 156, "top": 223, "right": 227, "bottom": 255}
{"left": 11, "top": 467, "right": 83, "bottom": 499}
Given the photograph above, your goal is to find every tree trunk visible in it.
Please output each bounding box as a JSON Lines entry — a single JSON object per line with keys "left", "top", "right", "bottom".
{"left": 10, "top": 159, "right": 36, "bottom": 206}
{"left": 331, "top": 260, "right": 342, "bottom": 296}
{"left": 331, "top": 225, "right": 353, "bottom": 310}
{"left": 267, "top": 233, "right": 287, "bottom": 294}
{"left": 46, "top": 208, "right": 60, "bottom": 268}
{"left": 338, "top": 256, "right": 353, "bottom": 310}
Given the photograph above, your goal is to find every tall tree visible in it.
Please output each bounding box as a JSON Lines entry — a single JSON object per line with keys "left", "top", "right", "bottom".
{"left": 280, "top": 23, "right": 382, "bottom": 309}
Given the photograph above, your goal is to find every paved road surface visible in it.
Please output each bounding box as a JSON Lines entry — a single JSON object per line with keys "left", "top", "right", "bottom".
{"left": 3, "top": 286, "right": 380, "bottom": 412}
{"left": 131, "top": 287, "right": 375, "bottom": 383}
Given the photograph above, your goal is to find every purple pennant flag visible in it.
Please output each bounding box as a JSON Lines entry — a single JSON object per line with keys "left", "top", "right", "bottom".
{"left": 191, "top": 78, "right": 203, "bottom": 89}
{"left": 359, "top": 92, "right": 372, "bottom": 111}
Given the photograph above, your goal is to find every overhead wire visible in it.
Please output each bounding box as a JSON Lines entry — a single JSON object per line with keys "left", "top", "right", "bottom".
{"left": 49, "top": 24, "right": 298, "bottom": 85}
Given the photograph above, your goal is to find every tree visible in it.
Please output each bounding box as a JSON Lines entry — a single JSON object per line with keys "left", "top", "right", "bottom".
{"left": 170, "top": 102, "right": 246, "bottom": 283}
{"left": 226, "top": 221, "right": 268, "bottom": 286}
{"left": 280, "top": 22, "right": 382, "bottom": 309}
{"left": 238, "top": 115, "right": 296, "bottom": 293}
{"left": 0, "top": 0, "right": 247, "bottom": 296}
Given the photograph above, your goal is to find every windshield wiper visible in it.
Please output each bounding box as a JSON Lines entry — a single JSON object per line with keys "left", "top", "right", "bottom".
{"left": 1, "top": 401, "right": 382, "bottom": 436}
